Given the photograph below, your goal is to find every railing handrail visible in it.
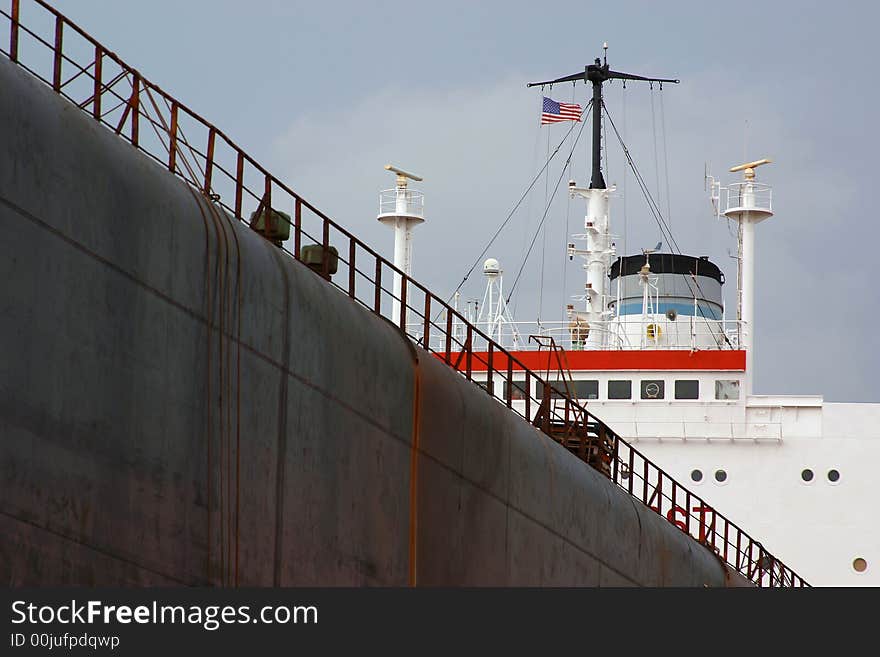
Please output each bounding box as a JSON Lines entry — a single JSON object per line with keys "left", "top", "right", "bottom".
{"left": 1, "top": 0, "right": 807, "bottom": 587}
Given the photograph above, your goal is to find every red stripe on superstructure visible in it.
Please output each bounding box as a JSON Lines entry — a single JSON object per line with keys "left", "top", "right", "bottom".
{"left": 436, "top": 349, "right": 746, "bottom": 372}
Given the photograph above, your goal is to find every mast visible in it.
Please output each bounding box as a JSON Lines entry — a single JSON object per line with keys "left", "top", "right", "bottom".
{"left": 377, "top": 165, "right": 425, "bottom": 327}
{"left": 723, "top": 159, "right": 773, "bottom": 395}
{"left": 527, "top": 49, "right": 678, "bottom": 348}
{"left": 527, "top": 48, "right": 679, "bottom": 193}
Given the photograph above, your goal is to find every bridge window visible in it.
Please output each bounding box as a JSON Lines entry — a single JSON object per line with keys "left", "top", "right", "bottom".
{"left": 674, "top": 380, "right": 699, "bottom": 399}
{"left": 534, "top": 379, "right": 599, "bottom": 400}
{"left": 640, "top": 380, "right": 665, "bottom": 399}
{"left": 715, "top": 379, "right": 740, "bottom": 400}
{"left": 608, "top": 380, "right": 632, "bottom": 400}
{"left": 503, "top": 380, "right": 528, "bottom": 401}
{"left": 575, "top": 380, "right": 599, "bottom": 400}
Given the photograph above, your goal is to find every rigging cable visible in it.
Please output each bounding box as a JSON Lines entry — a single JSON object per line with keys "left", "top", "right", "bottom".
{"left": 506, "top": 103, "right": 591, "bottom": 303}
{"left": 659, "top": 84, "right": 672, "bottom": 229}
{"left": 622, "top": 81, "right": 628, "bottom": 259}
{"left": 650, "top": 83, "right": 662, "bottom": 217}
{"left": 439, "top": 102, "right": 587, "bottom": 317}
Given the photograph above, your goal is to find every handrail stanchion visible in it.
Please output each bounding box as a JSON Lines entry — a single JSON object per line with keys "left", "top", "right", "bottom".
{"left": 130, "top": 74, "right": 139, "bottom": 146}
{"left": 422, "top": 295, "right": 431, "bottom": 349}
{"left": 487, "top": 342, "right": 494, "bottom": 396}
{"left": 506, "top": 358, "right": 513, "bottom": 409}
{"left": 399, "top": 276, "right": 407, "bottom": 330}
{"left": 444, "top": 312, "right": 452, "bottom": 364}
{"left": 374, "top": 260, "right": 382, "bottom": 314}
{"left": 234, "top": 152, "right": 243, "bottom": 219}
{"left": 204, "top": 128, "right": 216, "bottom": 196}
{"left": 294, "top": 198, "right": 302, "bottom": 259}
{"left": 10, "top": 0, "right": 19, "bottom": 62}
{"left": 348, "top": 238, "right": 356, "bottom": 298}
{"left": 92, "top": 44, "right": 102, "bottom": 120}
{"left": 52, "top": 15, "right": 62, "bottom": 91}
{"left": 321, "top": 218, "right": 330, "bottom": 279}
{"left": 168, "top": 102, "right": 178, "bottom": 173}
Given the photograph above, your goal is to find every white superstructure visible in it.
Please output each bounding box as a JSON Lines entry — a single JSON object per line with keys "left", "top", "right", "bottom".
{"left": 438, "top": 157, "right": 880, "bottom": 587}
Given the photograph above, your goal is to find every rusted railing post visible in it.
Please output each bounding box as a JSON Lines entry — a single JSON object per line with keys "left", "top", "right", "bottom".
{"left": 234, "top": 151, "right": 244, "bottom": 219}
{"left": 444, "top": 312, "right": 452, "bottom": 364}
{"left": 465, "top": 325, "right": 472, "bottom": 381}
{"left": 321, "top": 219, "right": 330, "bottom": 279}
{"left": 611, "top": 431, "right": 619, "bottom": 484}
{"left": 348, "top": 239, "right": 356, "bottom": 298}
{"left": 92, "top": 44, "right": 102, "bottom": 120}
{"left": 373, "top": 260, "right": 382, "bottom": 314}
{"left": 293, "top": 198, "right": 302, "bottom": 259}
{"left": 422, "top": 295, "right": 431, "bottom": 348}
{"left": 9, "top": 0, "right": 20, "bottom": 62}
{"left": 204, "top": 127, "right": 216, "bottom": 196}
{"left": 524, "top": 372, "right": 531, "bottom": 421}
{"left": 52, "top": 15, "right": 63, "bottom": 91}
{"left": 130, "top": 74, "right": 139, "bottom": 146}
{"left": 168, "top": 102, "right": 178, "bottom": 172}
{"left": 399, "top": 276, "right": 407, "bottom": 330}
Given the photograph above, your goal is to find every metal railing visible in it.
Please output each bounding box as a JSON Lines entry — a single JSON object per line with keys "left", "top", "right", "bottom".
{"left": 378, "top": 189, "right": 424, "bottom": 217}
{"left": 1, "top": 0, "right": 807, "bottom": 587}
{"left": 410, "top": 318, "right": 743, "bottom": 352}
{"left": 726, "top": 181, "right": 772, "bottom": 213}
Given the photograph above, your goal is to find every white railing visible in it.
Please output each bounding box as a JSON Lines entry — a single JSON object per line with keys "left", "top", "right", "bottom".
{"left": 408, "top": 317, "right": 744, "bottom": 352}
{"left": 378, "top": 189, "right": 424, "bottom": 217}
{"left": 725, "top": 182, "right": 772, "bottom": 213}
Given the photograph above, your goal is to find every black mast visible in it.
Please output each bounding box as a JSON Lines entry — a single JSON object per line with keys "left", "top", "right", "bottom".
{"left": 528, "top": 53, "right": 678, "bottom": 189}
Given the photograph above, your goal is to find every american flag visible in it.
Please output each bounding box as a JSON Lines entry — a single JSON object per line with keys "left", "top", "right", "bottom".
{"left": 541, "top": 96, "right": 582, "bottom": 125}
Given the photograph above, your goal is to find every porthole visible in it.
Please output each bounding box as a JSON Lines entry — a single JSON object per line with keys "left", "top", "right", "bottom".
{"left": 828, "top": 469, "right": 840, "bottom": 483}
{"left": 690, "top": 469, "right": 703, "bottom": 483}
{"left": 714, "top": 469, "right": 727, "bottom": 484}
{"left": 853, "top": 558, "right": 868, "bottom": 573}
{"left": 801, "top": 469, "right": 814, "bottom": 483}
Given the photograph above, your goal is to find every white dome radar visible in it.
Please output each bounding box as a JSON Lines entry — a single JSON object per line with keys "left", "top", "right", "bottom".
{"left": 483, "top": 258, "right": 500, "bottom": 275}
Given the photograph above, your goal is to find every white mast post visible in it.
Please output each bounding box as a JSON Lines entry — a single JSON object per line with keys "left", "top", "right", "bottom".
{"left": 377, "top": 164, "right": 425, "bottom": 327}
{"left": 724, "top": 158, "right": 773, "bottom": 395}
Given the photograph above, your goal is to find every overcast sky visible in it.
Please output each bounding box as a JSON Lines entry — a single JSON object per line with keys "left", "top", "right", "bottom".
{"left": 48, "top": 0, "right": 880, "bottom": 401}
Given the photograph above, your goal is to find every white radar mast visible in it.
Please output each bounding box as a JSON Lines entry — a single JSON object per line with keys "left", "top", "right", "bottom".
{"left": 475, "top": 258, "right": 522, "bottom": 348}
{"left": 723, "top": 158, "right": 773, "bottom": 395}
{"left": 377, "top": 164, "right": 425, "bottom": 326}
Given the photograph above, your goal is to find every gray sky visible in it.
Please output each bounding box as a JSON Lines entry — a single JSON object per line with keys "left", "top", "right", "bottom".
{"left": 50, "top": 0, "right": 880, "bottom": 401}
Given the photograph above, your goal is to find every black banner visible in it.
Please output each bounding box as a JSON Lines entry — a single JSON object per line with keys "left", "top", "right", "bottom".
{"left": 0, "top": 587, "right": 868, "bottom": 654}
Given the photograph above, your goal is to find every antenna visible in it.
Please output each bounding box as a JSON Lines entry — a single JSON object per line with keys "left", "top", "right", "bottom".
{"left": 730, "top": 158, "right": 772, "bottom": 180}
{"left": 384, "top": 164, "right": 423, "bottom": 187}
